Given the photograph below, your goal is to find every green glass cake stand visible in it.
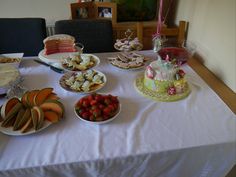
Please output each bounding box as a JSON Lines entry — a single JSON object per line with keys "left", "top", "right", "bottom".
{"left": 134, "top": 75, "right": 191, "bottom": 102}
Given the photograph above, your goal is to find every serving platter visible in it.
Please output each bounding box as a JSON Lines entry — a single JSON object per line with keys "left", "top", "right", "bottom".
{"left": 61, "top": 54, "right": 100, "bottom": 72}
{"left": 0, "top": 121, "right": 51, "bottom": 136}
{"left": 108, "top": 52, "right": 148, "bottom": 71}
{"left": 59, "top": 70, "right": 107, "bottom": 94}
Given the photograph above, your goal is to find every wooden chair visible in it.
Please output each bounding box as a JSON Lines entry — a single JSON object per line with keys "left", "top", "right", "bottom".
{"left": 136, "top": 21, "right": 187, "bottom": 49}
{"left": 55, "top": 19, "right": 114, "bottom": 53}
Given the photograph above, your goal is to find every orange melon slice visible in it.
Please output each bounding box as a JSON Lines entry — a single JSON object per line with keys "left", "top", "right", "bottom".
{"left": 26, "top": 90, "right": 39, "bottom": 107}
{"left": 46, "top": 93, "right": 60, "bottom": 101}
{"left": 1, "top": 97, "right": 20, "bottom": 118}
{"left": 44, "top": 110, "right": 60, "bottom": 123}
{"left": 33, "top": 88, "right": 54, "bottom": 106}
{"left": 40, "top": 100, "right": 64, "bottom": 118}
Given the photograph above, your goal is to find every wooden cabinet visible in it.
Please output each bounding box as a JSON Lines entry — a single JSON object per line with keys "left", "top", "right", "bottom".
{"left": 70, "top": 2, "right": 186, "bottom": 50}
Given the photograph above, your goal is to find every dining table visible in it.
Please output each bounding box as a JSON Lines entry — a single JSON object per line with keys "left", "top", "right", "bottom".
{"left": 0, "top": 50, "right": 235, "bottom": 177}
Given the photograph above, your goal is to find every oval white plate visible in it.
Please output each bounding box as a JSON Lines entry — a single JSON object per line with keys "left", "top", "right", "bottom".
{"left": 74, "top": 102, "right": 121, "bottom": 125}
{"left": 0, "top": 120, "right": 51, "bottom": 136}
{"left": 59, "top": 70, "right": 107, "bottom": 94}
{"left": 61, "top": 54, "right": 100, "bottom": 72}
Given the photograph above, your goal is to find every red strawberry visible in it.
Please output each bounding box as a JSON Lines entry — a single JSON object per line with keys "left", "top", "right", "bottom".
{"left": 95, "top": 94, "right": 104, "bottom": 102}
{"left": 98, "top": 104, "right": 105, "bottom": 109}
{"left": 104, "top": 98, "right": 111, "bottom": 105}
{"left": 107, "top": 104, "right": 115, "bottom": 112}
{"left": 89, "top": 114, "right": 95, "bottom": 121}
{"left": 92, "top": 109, "right": 101, "bottom": 118}
{"left": 90, "top": 100, "right": 97, "bottom": 106}
{"left": 87, "top": 95, "right": 94, "bottom": 101}
{"left": 103, "top": 107, "right": 112, "bottom": 116}
{"left": 110, "top": 96, "right": 118, "bottom": 103}
{"left": 91, "top": 105, "right": 98, "bottom": 110}
{"left": 81, "top": 112, "right": 90, "bottom": 119}
{"left": 82, "top": 100, "right": 90, "bottom": 107}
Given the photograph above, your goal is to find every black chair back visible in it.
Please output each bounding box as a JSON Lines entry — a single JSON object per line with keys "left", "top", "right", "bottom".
{"left": 0, "top": 18, "right": 47, "bottom": 56}
{"left": 55, "top": 19, "right": 114, "bottom": 53}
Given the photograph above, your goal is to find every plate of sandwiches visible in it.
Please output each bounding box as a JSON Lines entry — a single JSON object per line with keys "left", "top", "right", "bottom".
{"left": 108, "top": 52, "right": 148, "bottom": 70}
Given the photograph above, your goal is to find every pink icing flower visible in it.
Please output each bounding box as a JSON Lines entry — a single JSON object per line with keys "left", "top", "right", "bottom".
{"left": 165, "top": 54, "right": 170, "bottom": 61}
{"left": 167, "top": 86, "right": 176, "bottom": 95}
{"left": 146, "top": 66, "right": 155, "bottom": 79}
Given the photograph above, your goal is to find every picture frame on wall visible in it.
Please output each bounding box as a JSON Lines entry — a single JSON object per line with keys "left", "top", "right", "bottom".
{"left": 71, "top": 2, "right": 117, "bottom": 23}
{"left": 71, "top": 2, "right": 95, "bottom": 19}
{"left": 94, "top": 2, "right": 117, "bottom": 24}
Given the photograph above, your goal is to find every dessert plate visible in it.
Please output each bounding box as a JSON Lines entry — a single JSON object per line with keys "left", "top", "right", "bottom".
{"left": 61, "top": 54, "right": 100, "bottom": 72}
{"left": 59, "top": 70, "right": 107, "bottom": 94}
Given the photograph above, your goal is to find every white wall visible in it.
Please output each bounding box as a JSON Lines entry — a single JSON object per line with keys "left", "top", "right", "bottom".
{"left": 0, "top": 0, "right": 76, "bottom": 25}
{"left": 175, "top": 0, "right": 236, "bottom": 92}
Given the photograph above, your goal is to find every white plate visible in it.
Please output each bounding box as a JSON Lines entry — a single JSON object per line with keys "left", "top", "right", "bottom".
{"left": 38, "top": 49, "right": 80, "bottom": 63}
{"left": 109, "top": 61, "right": 146, "bottom": 71}
{"left": 61, "top": 54, "right": 100, "bottom": 72}
{"left": 0, "top": 120, "right": 51, "bottom": 136}
{"left": 0, "top": 53, "right": 24, "bottom": 68}
{"left": 74, "top": 102, "right": 121, "bottom": 125}
{"left": 59, "top": 70, "right": 107, "bottom": 94}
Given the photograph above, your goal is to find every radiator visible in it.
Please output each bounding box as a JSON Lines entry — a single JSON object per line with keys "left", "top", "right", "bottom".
{"left": 46, "top": 25, "right": 55, "bottom": 36}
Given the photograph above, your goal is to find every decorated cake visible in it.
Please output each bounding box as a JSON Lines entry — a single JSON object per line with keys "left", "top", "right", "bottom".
{"left": 43, "top": 34, "right": 77, "bottom": 55}
{"left": 135, "top": 55, "right": 190, "bottom": 102}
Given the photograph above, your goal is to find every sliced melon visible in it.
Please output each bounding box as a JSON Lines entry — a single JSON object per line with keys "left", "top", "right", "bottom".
{"left": 44, "top": 110, "right": 60, "bottom": 123}
{"left": 13, "top": 107, "right": 26, "bottom": 130}
{"left": 21, "top": 91, "right": 30, "bottom": 107}
{"left": 46, "top": 93, "right": 60, "bottom": 101}
{"left": 26, "top": 90, "right": 39, "bottom": 107}
{"left": 40, "top": 100, "right": 64, "bottom": 118}
{"left": 1, "top": 102, "right": 22, "bottom": 128}
{"left": 21, "top": 117, "right": 33, "bottom": 133}
{"left": 33, "top": 88, "right": 54, "bottom": 106}
{"left": 1, "top": 97, "right": 20, "bottom": 118}
{"left": 14, "top": 108, "right": 31, "bottom": 130}
{"left": 32, "top": 106, "right": 44, "bottom": 130}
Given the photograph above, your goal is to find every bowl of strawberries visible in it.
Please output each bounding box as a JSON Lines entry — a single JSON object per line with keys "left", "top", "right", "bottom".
{"left": 74, "top": 93, "right": 121, "bottom": 124}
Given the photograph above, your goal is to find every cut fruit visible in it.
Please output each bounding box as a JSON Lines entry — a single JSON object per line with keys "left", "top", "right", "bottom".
{"left": 33, "top": 88, "right": 54, "bottom": 106}
{"left": 46, "top": 93, "right": 60, "bottom": 101}
{"left": 44, "top": 110, "right": 60, "bottom": 123}
{"left": 1, "top": 97, "right": 20, "bottom": 118}
{"left": 1, "top": 102, "right": 23, "bottom": 128}
{"left": 13, "top": 107, "right": 26, "bottom": 130}
{"left": 40, "top": 100, "right": 64, "bottom": 118}
{"left": 14, "top": 108, "right": 31, "bottom": 130}
{"left": 26, "top": 90, "right": 39, "bottom": 107}
{"left": 32, "top": 106, "right": 44, "bottom": 130}
{"left": 21, "top": 117, "right": 33, "bottom": 133}
{"left": 21, "top": 91, "right": 29, "bottom": 107}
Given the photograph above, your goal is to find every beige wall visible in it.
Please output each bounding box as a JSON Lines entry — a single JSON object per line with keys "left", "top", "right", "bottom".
{"left": 0, "top": 0, "right": 76, "bottom": 25}
{"left": 175, "top": 0, "right": 236, "bottom": 92}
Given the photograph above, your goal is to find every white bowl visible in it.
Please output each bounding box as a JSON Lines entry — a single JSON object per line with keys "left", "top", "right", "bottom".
{"left": 74, "top": 95, "right": 121, "bottom": 125}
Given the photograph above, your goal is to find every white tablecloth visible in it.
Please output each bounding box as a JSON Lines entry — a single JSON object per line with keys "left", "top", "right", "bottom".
{"left": 0, "top": 51, "right": 235, "bottom": 177}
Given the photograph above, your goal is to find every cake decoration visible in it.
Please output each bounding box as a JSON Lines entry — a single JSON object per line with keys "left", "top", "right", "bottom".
{"left": 134, "top": 55, "right": 190, "bottom": 102}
